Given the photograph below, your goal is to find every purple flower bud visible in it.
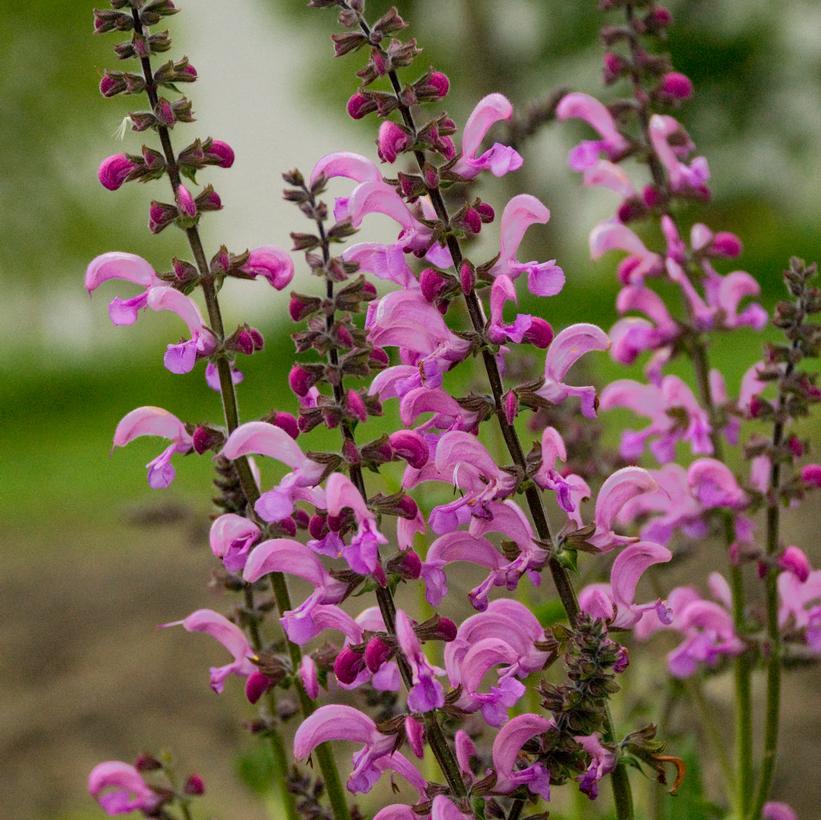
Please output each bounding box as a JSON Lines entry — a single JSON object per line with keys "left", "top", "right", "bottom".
{"left": 419, "top": 268, "right": 449, "bottom": 303}
{"left": 292, "top": 508, "right": 310, "bottom": 529}
{"left": 196, "top": 187, "right": 223, "bottom": 212}
{"left": 209, "top": 139, "right": 235, "bottom": 168}
{"left": 405, "top": 716, "right": 425, "bottom": 758}
{"left": 364, "top": 637, "right": 393, "bottom": 672}
{"left": 346, "top": 92, "right": 372, "bottom": 120}
{"left": 463, "top": 207, "right": 482, "bottom": 234}
{"left": 289, "top": 294, "right": 315, "bottom": 322}
{"left": 155, "top": 98, "right": 176, "bottom": 127}
{"left": 428, "top": 71, "right": 450, "bottom": 98}
{"left": 148, "top": 201, "right": 177, "bottom": 234}
{"left": 642, "top": 185, "right": 664, "bottom": 208}
{"left": 288, "top": 365, "right": 314, "bottom": 397}
{"left": 192, "top": 425, "right": 220, "bottom": 455}
{"left": 249, "top": 327, "right": 264, "bottom": 350}
{"left": 98, "top": 154, "right": 135, "bottom": 191}
{"left": 524, "top": 317, "right": 554, "bottom": 349}
{"left": 786, "top": 435, "right": 804, "bottom": 458}
{"left": 617, "top": 198, "right": 646, "bottom": 223}
{"left": 659, "top": 72, "right": 694, "bottom": 100}
{"left": 183, "top": 774, "right": 205, "bottom": 796}
{"left": 333, "top": 646, "right": 365, "bottom": 684}
{"left": 176, "top": 184, "right": 197, "bottom": 218}
{"left": 387, "top": 548, "right": 422, "bottom": 580}
{"left": 346, "top": 389, "right": 368, "bottom": 422}
{"left": 460, "top": 261, "right": 475, "bottom": 295}
{"left": 388, "top": 430, "right": 429, "bottom": 469}
{"left": 432, "top": 617, "right": 457, "bottom": 642}
{"left": 709, "top": 231, "right": 743, "bottom": 258}
{"left": 396, "top": 495, "right": 419, "bottom": 519}
{"left": 336, "top": 324, "right": 355, "bottom": 348}
{"left": 778, "top": 546, "right": 811, "bottom": 583}
{"left": 603, "top": 51, "right": 626, "bottom": 84}
{"left": 99, "top": 73, "right": 123, "bottom": 97}
{"left": 503, "top": 391, "right": 518, "bottom": 425}
{"left": 134, "top": 754, "right": 162, "bottom": 772}
{"left": 361, "top": 280, "right": 378, "bottom": 300}
{"left": 369, "top": 347, "right": 389, "bottom": 367}
{"left": 801, "top": 464, "right": 821, "bottom": 488}
{"left": 377, "top": 121, "right": 411, "bottom": 163}
{"left": 614, "top": 645, "right": 630, "bottom": 673}
{"left": 423, "top": 164, "right": 440, "bottom": 189}
{"left": 475, "top": 201, "right": 495, "bottom": 223}
{"left": 245, "top": 671, "right": 276, "bottom": 705}
{"left": 309, "top": 513, "right": 328, "bottom": 540}
{"left": 277, "top": 516, "right": 297, "bottom": 537}
{"left": 647, "top": 6, "right": 672, "bottom": 27}
{"left": 271, "top": 412, "right": 299, "bottom": 440}
{"left": 234, "top": 329, "right": 256, "bottom": 356}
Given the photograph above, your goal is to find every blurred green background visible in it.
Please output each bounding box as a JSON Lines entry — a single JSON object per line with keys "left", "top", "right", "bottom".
{"left": 2, "top": 1, "right": 820, "bottom": 818}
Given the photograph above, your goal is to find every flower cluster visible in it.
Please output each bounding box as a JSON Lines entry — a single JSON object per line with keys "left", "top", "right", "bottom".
{"left": 83, "top": 1, "right": 817, "bottom": 819}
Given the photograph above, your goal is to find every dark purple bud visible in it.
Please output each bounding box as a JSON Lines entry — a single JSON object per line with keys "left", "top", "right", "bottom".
{"left": 289, "top": 293, "right": 317, "bottom": 322}
{"left": 148, "top": 201, "right": 177, "bottom": 234}
{"left": 475, "top": 201, "right": 495, "bottom": 223}
{"left": 249, "top": 327, "right": 264, "bottom": 350}
{"left": 646, "top": 7, "right": 673, "bottom": 28}
{"left": 308, "top": 513, "right": 328, "bottom": 540}
{"left": 709, "top": 231, "right": 742, "bottom": 258}
{"left": 245, "top": 671, "right": 276, "bottom": 705}
{"left": 176, "top": 184, "right": 197, "bottom": 218}
{"left": 364, "top": 637, "right": 393, "bottom": 672}
{"left": 292, "top": 508, "right": 310, "bottom": 529}
{"left": 618, "top": 198, "right": 646, "bottom": 223}
{"left": 603, "top": 51, "right": 626, "bottom": 84}
{"left": 786, "top": 435, "right": 804, "bottom": 458}
{"left": 336, "top": 324, "right": 355, "bottom": 348}
{"left": 614, "top": 645, "right": 630, "bottom": 673}
{"left": 346, "top": 389, "right": 368, "bottom": 422}
{"left": 388, "top": 430, "right": 429, "bottom": 469}
{"left": 277, "top": 516, "right": 297, "bottom": 537}
{"left": 183, "top": 774, "right": 205, "bottom": 796}
{"left": 419, "top": 267, "right": 448, "bottom": 303}
{"left": 423, "top": 164, "right": 439, "bottom": 189}
{"left": 272, "top": 412, "right": 299, "bottom": 440}
{"left": 196, "top": 186, "right": 222, "bottom": 212}
{"left": 208, "top": 139, "right": 235, "bottom": 168}
{"left": 288, "top": 365, "right": 314, "bottom": 397}
{"left": 369, "top": 347, "right": 389, "bottom": 367}
{"left": 333, "top": 646, "right": 365, "bottom": 684}
{"left": 432, "top": 617, "right": 457, "bottom": 642}
{"left": 778, "top": 546, "right": 811, "bottom": 582}
{"left": 503, "top": 391, "right": 518, "bottom": 425}
{"left": 460, "top": 261, "right": 475, "bottom": 295}
{"left": 233, "top": 329, "right": 256, "bottom": 356}
{"left": 396, "top": 495, "right": 419, "bottom": 519}
{"left": 642, "top": 185, "right": 664, "bottom": 209}
{"left": 523, "top": 318, "right": 553, "bottom": 349}
{"left": 155, "top": 98, "right": 176, "bottom": 127}
{"left": 134, "top": 754, "right": 162, "bottom": 772}
{"left": 346, "top": 92, "right": 374, "bottom": 120}
{"left": 99, "top": 72, "right": 124, "bottom": 97}
{"left": 98, "top": 154, "right": 136, "bottom": 191}
{"left": 361, "top": 280, "right": 378, "bottom": 299}
{"left": 192, "top": 425, "right": 219, "bottom": 454}
{"left": 428, "top": 71, "right": 450, "bottom": 98}
{"left": 659, "top": 72, "right": 694, "bottom": 100}
{"left": 463, "top": 207, "right": 482, "bottom": 234}
{"left": 405, "top": 716, "right": 425, "bottom": 758}
{"left": 748, "top": 395, "right": 764, "bottom": 419}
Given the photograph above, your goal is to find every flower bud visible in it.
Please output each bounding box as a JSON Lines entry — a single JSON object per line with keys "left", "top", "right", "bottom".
{"left": 346, "top": 92, "right": 375, "bottom": 120}
{"left": 388, "top": 430, "right": 429, "bottom": 469}
{"left": 603, "top": 51, "right": 626, "bottom": 84}
{"left": 208, "top": 139, "right": 235, "bottom": 168}
{"left": 801, "top": 464, "right": 821, "bottom": 488}
{"left": 148, "top": 200, "right": 178, "bottom": 234}
{"left": 709, "top": 232, "right": 742, "bottom": 258}
{"left": 778, "top": 546, "right": 811, "bottom": 583}
{"left": 419, "top": 268, "right": 449, "bottom": 303}
{"left": 387, "top": 549, "right": 422, "bottom": 580}
{"left": 396, "top": 494, "right": 419, "bottom": 519}
{"left": 364, "top": 637, "right": 393, "bottom": 672}
{"left": 277, "top": 516, "right": 297, "bottom": 537}
{"left": 99, "top": 72, "right": 126, "bottom": 97}
{"left": 642, "top": 185, "right": 664, "bottom": 209}
{"left": 614, "top": 645, "right": 630, "bottom": 673}
{"left": 659, "top": 72, "right": 694, "bottom": 101}
{"left": 432, "top": 616, "right": 457, "bottom": 642}
{"left": 459, "top": 261, "right": 475, "bottom": 295}
{"left": 195, "top": 186, "right": 223, "bottom": 212}
{"left": 369, "top": 347, "right": 389, "bottom": 367}
{"left": 288, "top": 365, "right": 315, "bottom": 397}
{"left": 503, "top": 391, "right": 518, "bottom": 425}
{"left": 377, "top": 121, "right": 411, "bottom": 163}
{"left": 524, "top": 318, "right": 554, "bottom": 349}
{"left": 333, "top": 646, "right": 365, "bottom": 684}
{"left": 289, "top": 293, "right": 319, "bottom": 322}
{"left": 98, "top": 154, "right": 136, "bottom": 191}
{"left": 405, "top": 716, "right": 425, "bottom": 758}
{"left": 245, "top": 671, "right": 276, "bottom": 705}
{"left": 134, "top": 754, "right": 162, "bottom": 772}
{"left": 463, "top": 207, "right": 482, "bottom": 234}
{"left": 271, "top": 411, "right": 299, "bottom": 440}
{"left": 308, "top": 513, "right": 328, "bottom": 540}
{"left": 242, "top": 247, "right": 295, "bottom": 290}
{"left": 176, "top": 184, "right": 197, "bottom": 218}
{"left": 475, "top": 201, "right": 495, "bottom": 223}
{"left": 292, "top": 508, "right": 310, "bottom": 529}
{"left": 192, "top": 425, "right": 223, "bottom": 454}
{"left": 786, "top": 435, "right": 804, "bottom": 458}
{"left": 346, "top": 389, "right": 368, "bottom": 422}
{"left": 183, "top": 774, "right": 205, "bottom": 796}
{"left": 427, "top": 71, "right": 450, "bottom": 98}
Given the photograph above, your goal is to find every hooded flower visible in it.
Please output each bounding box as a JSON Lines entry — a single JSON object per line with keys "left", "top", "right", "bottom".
{"left": 88, "top": 761, "right": 160, "bottom": 816}
{"left": 610, "top": 284, "right": 680, "bottom": 366}
{"left": 589, "top": 220, "right": 663, "bottom": 284}
{"left": 163, "top": 609, "right": 256, "bottom": 693}
{"left": 487, "top": 274, "right": 554, "bottom": 348}
{"left": 556, "top": 92, "right": 630, "bottom": 170}
{"left": 451, "top": 93, "right": 523, "bottom": 179}
{"left": 492, "top": 713, "right": 552, "bottom": 799}
{"left": 588, "top": 466, "right": 658, "bottom": 552}
{"left": 535, "top": 323, "right": 611, "bottom": 418}
{"left": 488, "top": 194, "right": 565, "bottom": 296}
{"left": 687, "top": 458, "right": 747, "bottom": 510}
{"left": 240, "top": 246, "right": 295, "bottom": 290}
{"left": 113, "top": 406, "right": 194, "bottom": 488}
{"left": 395, "top": 609, "right": 446, "bottom": 712}
{"left": 222, "top": 421, "right": 326, "bottom": 521}
{"left": 779, "top": 569, "right": 821, "bottom": 651}
{"left": 293, "top": 704, "right": 397, "bottom": 794}
{"left": 648, "top": 114, "right": 709, "bottom": 196}
{"left": 85, "top": 251, "right": 163, "bottom": 326}
{"left": 575, "top": 734, "right": 616, "bottom": 799}
{"left": 309, "top": 151, "right": 383, "bottom": 222}
{"left": 209, "top": 513, "right": 262, "bottom": 573}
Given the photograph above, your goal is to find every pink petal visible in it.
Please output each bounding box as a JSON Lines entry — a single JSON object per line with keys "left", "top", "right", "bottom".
{"left": 222, "top": 421, "right": 311, "bottom": 471}
{"left": 293, "top": 704, "right": 380, "bottom": 758}
{"left": 242, "top": 538, "right": 332, "bottom": 588}
{"left": 309, "top": 151, "right": 382, "bottom": 187}
{"left": 498, "top": 194, "right": 550, "bottom": 261}
{"left": 85, "top": 251, "right": 159, "bottom": 293}
{"left": 544, "top": 323, "right": 610, "bottom": 382}
{"left": 461, "top": 93, "right": 514, "bottom": 158}
{"left": 113, "top": 406, "right": 191, "bottom": 448}
{"left": 145, "top": 286, "right": 206, "bottom": 335}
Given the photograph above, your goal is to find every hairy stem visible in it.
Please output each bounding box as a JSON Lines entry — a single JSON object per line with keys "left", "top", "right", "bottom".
{"left": 623, "top": 5, "right": 753, "bottom": 812}
{"left": 305, "top": 192, "right": 470, "bottom": 803}
{"left": 130, "top": 13, "right": 349, "bottom": 818}
{"left": 340, "top": 5, "right": 635, "bottom": 815}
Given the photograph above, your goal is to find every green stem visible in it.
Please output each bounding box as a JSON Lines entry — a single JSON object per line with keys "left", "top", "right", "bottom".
{"left": 686, "top": 678, "right": 736, "bottom": 798}
{"left": 129, "top": 12, "right": 349, "bottom": 819}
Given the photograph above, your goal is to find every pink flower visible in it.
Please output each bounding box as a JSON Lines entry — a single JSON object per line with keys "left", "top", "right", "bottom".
{"left": 588, "top": 466, "right": 658, "bottom": 552}
{"left": 342, "top": 242, "right": 415, "bottom": 287}
{"left": 98, "top": 153, "right": 137, "bottom": 191}
{"left": 163, "top": 609, "right": 256, "bottom": 693}
{"left": 763, "top": 802, "right": 797, "bottom": 820}
{"left": 492, "top": 713, "right": 552, "bottom": 799}
{"left": 85, "top": 251, "right": 162, "bottom": 326}
{"left": 377, "top": 120, "right": 412, "bottom": 163}
{"left": 487, "top": 274, "right": 553, "bottom": 347}
{"left": 488, "top": 194, "right": 565, "bottom": 296}
{"left": 243, "top": 539, "right": 349, "bottom": 644}
{"left": 590, "top": 220, "right": 663, "bottom": 284}
{"left": 535, "top": 323, "right": 610, "bottom": 417}
{"left": 451, "top": 93, "right": 523, "bottom": 179}
{"left": 309, "top": 152, "right": 383, "bottom": 221}
{"left": 575, "top": 734, "right": 616, "bottom": 799}
{"left": 241, "top": 246, "right": 295, "bottom": 290}
{"left": 778, "top": 569, "right": 821, "bottom": 651}
{"left": 687, "top": 458, "right": 747, "bottom": 509}
{"left": 113, "top": 406, "right": 194, "bottom": 488}
{"left": 582, "top": 159, "right": 637, "bottom": 199}
{"left": 88, "top": 761, "right": 160, "bottom": 815}
{"left": 395, "top": 609, "right": 445, "bottom": 712}
{"left": 648, "top": 114, "right": 709, "bottom": 195}
{"left": 556, "top": 92, "right": 630, "bottom": 170}
{"left": 293, "top": 705, "right": 397, "bottom": 794}
{"left": 579, "top": 541, "right": 673, "bottom": 628}
{"left": 209, "top": 513, "right": 261, "bottom": 573}
{"left": 778, "top": 546, "right": 811, "bottom": 583}
{"left": 610, "top": 285, "right": 680, "bottom": 365}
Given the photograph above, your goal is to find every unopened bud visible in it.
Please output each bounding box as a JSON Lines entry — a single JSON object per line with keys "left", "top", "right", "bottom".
{"left": 388, "top": 430, "right": 429, "bottom": 468}
{"left": 183, "top": 774, "right": 205, "bottom": 796}
{"left": 364, "top": 637, "right": 393, "bottom": 672}
{"left": 98, "top": 154, "right": 136, "bottom": 191}
{"left": 333, "top": 646, "right": 365, "bottom": 684}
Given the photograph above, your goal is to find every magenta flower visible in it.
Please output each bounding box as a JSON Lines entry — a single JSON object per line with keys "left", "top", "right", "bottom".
{"left": 451, "top": 93, "right": 523, "bottom": 179}
{"left": 778, "top": 546, "right": 811, "bottom": 583}
{"left": 342, "top": 242, "right": 415, "bottom": 287}
{"left": 590, "top": 220, "right": 663, "bottom": 284}
{"left": 492, "top": 713, "right": 552, "bottom": 799}
{"left": 221, "top": 421, "right": 326, "bottom": 521}
{"left": 240, "top": 246, "right": 295, "bottom": 290}
{"left": 293, "top": 704, "right": 397, "bottom": 793}
{"left": 395, "top": 609, "right": 445, "bottom": 713}
{"left": 778, "top": 569, "right": 821, "bottom": 651}
{"left": 487, "top": 274, "right": 553, "bottom": 347}
{"left": 113, "top": 406, "right": 193, "bottom": 488}
{"left": 209, "top": 513, "right": 261, "bottom": 573}
{"left": 399, "top": 386, "right": 479, "bottom": 438}
{"left": 687, "top": 458, "right": 747, "bottom": 510}
{"left": 575, "top": 734, "right": 616, "bottom": 800}
{"left": 533, "top": 426, "right": 575, "bottom": 511}
{"left": 326, "top": 472, "right": 387, "bottom": 575}
{"left": 309, "top": 151, "right": 383, "bottom": 221}
{"left": 163, "top": 609, "right": 256, "bottom": 693}
{"left": 556, "top": 92, "right": 630, "bottom": 170}
{"left": 88, "top": 761, "right": 159, "bottom": 815}
{"left": 142, "top": 285, "right": 216, "bottom": 374}
{"left": 98, "top": 153, "right": 137, "bottom": 191}
{"left": 610, "top": 285, "right": 680, "bottom": 365}
{"left": 762, "top": 803, "right": 797, "bottom": 820}
{"left": 488, "top": 194, "right": 565, "bottom": 296}
{"left": 535, "top": 323, "right": 610, "bottom": 418}
{"left": 85, "top": 251, "right": 162, "bottom": 325}
{"left": 581, "top": 159, "right": 636, "bottom": 199}
{"left": 579, "top": 541, "right": 673, "bottom": 628}
{"left": 588, "top": 466, "right": 658, "bottom": 552}
{"left": 242, "top": 539, "right": 349, "bottom": 644}
{"left": 648, "top": 114, "right": 709, "bottom": 196}
{"left": 377, "top": 120, "right": 411, "bottom": 163}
